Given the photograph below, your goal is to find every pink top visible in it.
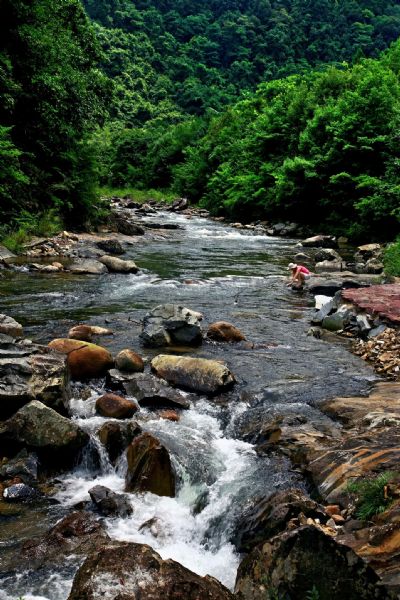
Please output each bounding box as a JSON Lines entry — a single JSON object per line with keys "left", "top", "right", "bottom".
{"left": 296, "top": 265, "right": 310, "bottom": 274}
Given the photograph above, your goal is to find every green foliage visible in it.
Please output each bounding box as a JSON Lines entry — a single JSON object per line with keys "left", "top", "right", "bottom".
{"left": 1, "top": 209, "right": 63, "bottom": 252}
{"left": 0, "top": 0, "right": 111, "bottom": 228}
{"left": 99, "top": 186, "right": 176, "bottom": 204}
{"left": 383, "top": 238, "right": 400, "bottom": 276}
{"left": 306, "top": 586, "right": 320, "bottom": 600}
{"left": 347, "top": 472, "right": 396, "bottom": 521}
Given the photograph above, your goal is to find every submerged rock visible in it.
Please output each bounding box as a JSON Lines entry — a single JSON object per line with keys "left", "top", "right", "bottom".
{"left": 140, "top": 304, "right": 203, "bottom": 347}
{"left": 68, "top": 541, "right": 234, "bottom": 600}
{"left": 151, "top": 354, "right": 236, "bottom": 395}
{"left": 48, "top": 338, "right": 114, "bottom": 380}
{"left": 125, "top": 432, "right": 175, "bottom": 497}
{"left": 235, "top": 525, "right": 392, "bottom": 600}
{"left": 0, "top": 400, "right": 89, "bottom": 470}
{"left": 89, "top": 485, "right": 132, "bottom": 517}
{"left": 206, "top": 321, "right": 246, "bottom": 342}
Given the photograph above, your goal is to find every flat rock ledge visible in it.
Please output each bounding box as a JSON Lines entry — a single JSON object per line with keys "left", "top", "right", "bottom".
{"left": 342, "top": 284, "right": 400, "bottom": 326}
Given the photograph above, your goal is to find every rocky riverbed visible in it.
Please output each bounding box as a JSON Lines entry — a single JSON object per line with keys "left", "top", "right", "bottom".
{"left": 0, "top": 199, "right": 399, "bottom": 600}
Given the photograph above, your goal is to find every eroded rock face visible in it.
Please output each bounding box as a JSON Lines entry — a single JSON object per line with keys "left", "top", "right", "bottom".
{"left": 0, "top": 340, "right": 70, "bottom": 419}
{"left": 140, "top": 304, "right": 203, "bottom": 347}
{"left": 123, "top": 372, "right": 190, "bottom": 409}
{"left": 95, "top": 393, "right": 138, "bottom": 419}
{"left": 0, "top": 401, "right": 89, "bottom": 469}
{"left": 68, "top": 541, "right": 234, "bottom": 600}
{"left": 125, "top": 432, "right": 175, "bottom": 497}
{"left": 235, "top": 526, "right": 393, "bottom": 600}
{"left": 21, "top": 511, "right": 109, "bottom": 569}
{"left": 233, "top": 488, "right": 326, "bottom": 552}
{"left": 48, "top": 338, "right": 114, "bottom": 380}
{"left": 151, "top": 355, "right": 235, "bottom": 395}
{"left": 206, "top": 321, "right": 246, "bottom": 343}
{"left": 99, "top": 255, "right": 139, "bottom": 273}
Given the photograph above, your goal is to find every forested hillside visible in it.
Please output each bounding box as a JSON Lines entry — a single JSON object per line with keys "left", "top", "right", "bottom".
{"left": 0, "top": 0, "right": 110, "bottom": 230}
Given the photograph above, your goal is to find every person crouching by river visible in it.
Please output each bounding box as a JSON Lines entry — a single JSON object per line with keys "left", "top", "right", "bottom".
{"left": 287, "top": 263, "right": 311, "bottom": 289}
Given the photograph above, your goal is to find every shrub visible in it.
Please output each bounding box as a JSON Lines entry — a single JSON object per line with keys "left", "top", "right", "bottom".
{"left": 383, "top": 238, "right": 400, "bottom": 277}
{"left": 347, "top": 472, "right": 396, "bottom": 521}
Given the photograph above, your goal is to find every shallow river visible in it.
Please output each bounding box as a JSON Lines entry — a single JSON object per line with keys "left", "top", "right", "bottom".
{"left": 0, "top": 213, "right": 376, "bottom": 599}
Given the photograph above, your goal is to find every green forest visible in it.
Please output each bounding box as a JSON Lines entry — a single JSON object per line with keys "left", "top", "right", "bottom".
{"left": 1, "top": 0, "right": 400, "bottom": 241}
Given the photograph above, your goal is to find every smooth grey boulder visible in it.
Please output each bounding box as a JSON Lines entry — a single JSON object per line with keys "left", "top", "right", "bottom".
{"left": 315, "top": 260, "right": 343, "bottom": 273}
{"left": 123, "top": 372, "right": 190, "bottom": 409}
{"left": 140, "top": 304, "right": 203, "bottom": 347}
{"left": 0, "top": 401, "right": 89, "bottom": 470}
{"left": 89, "top": 485, "right": 133, "bottom": 517}
{"left": 151, "top": 354, "right": 235, "bottom": 395}
{"left": 99, "top": 255, "right": 139, "bottom": 273}
{"left": 301, "top": 235, "right": 338, "bottom": 248}
{"left": 322, "top": 306, "right": 353, "bottom": 331}
{"left": 311, "top": 298, "right": 336, "bottom": 325}
{"left": 69, "top": 259, "right": 107, "bottom": 275}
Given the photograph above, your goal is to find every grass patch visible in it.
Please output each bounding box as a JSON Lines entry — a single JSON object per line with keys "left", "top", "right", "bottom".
{"left": 383, "top": 237, "right": 400, "bottom": 277}
{"left": 98, "top": 186, "right": 177, "bottom": 204}
{"left": 1, "top": 209, "right": 63, "bottom": 253}
{"left": 347, "top": 472, "right": 396, "bottom": 521}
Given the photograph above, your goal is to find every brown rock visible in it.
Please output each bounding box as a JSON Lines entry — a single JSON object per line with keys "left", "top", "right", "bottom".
{"left": 68, "top": 541, "right": 234, "bottom": 600}
{"left": 98, "top": 420, "right": 142, "bottom": 464}
{"left": 68, "top": 324, "right": 112, "bottom": 342}
{"left": 325, "top": 505, "right": 341, "bottom": 517}
{"left": 159, "top": 410, "right": 180, "bottom": 422}
{"left": 48, "top": 338, "right": 114, "bottom": 380}
{"left": 95, "top": 393, "right": 138, "bottom": 419}
{"left": 115, "top": 349, "right": 144, "bottom": 373}
{"left": 331, "top": 514, "right": 345, "bottom": 524}
{"left": 207, "top": 321, "right": 246, "bottom": 342}
{"left": 125, "top": 432, "right": 175, "bottom": 497}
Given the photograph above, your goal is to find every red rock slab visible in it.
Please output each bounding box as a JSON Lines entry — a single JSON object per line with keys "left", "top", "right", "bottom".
{"left": 341, "top": 284, "right": 400, "bottom": 325}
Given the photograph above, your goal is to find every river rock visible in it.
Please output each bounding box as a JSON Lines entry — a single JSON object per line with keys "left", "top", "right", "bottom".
{"left": 233, "top": 488, "right": 326, "bottom": 553}
{"left": 0, "top": 449, "right": 38, "bottom": 485}
{"left": 311, "top": 297, "right": 337, "bottom": 324}
{"left": 168, "top": 197, "right": 189, "bottom": 212}
{"left": 0, "top": 401, "right": 89, "bottom": 470}
{"left": 322, "top": 305, "right": 354, "bottom": 331}
{"left": 68, "top": 259, "right": 107, "bottom": 274}
{"left": 48, "top": 338, "right": 114, "bottom": 380}
{"left": 341, "top": 284, "right": 400, "bottom": 326}
{"left": 301, "top": 235, "right": 338, "bottom": 248}
{"left": 21, "top": 510, "right": 109, "bottom": 569}
{"left": 95, "top": 393, "right": 138, "bottom": 419}
{"left": 315, "top": 260, "right": 343, "bottom": 273}
{"left": 99, "top": 255, "right": 139, "bottom": 273}
{"left": 98, "top": 420, "right": 142, "bottom": 464}
{"left": 206, "top": 321, "right": 246, "bottom": 342}
{"left": 140, "top": 304, "right": 203, "bottom": 347}
{"left": 68, "top": 541, "right": 234, "bottom": 600}
{"left": 96, "top": 238, "right": 124, "bottom": 255}
{"left": 3, "top": 482, "right": 40, "bottom": 502}
{"left": 89, "top": 485, "right": 133, "bottom": 517}
{"left": 123, "top": 372, "right": 190, "bottom": 409}
{"left": 151, "top": 355, "right": 235, "bottom": 395}
{"left": 0, "top": 245, "right": 16, "bottom": 263}
{"left": 68, "top": 324, "right": 113, "bottom": 342}
{"left": 0, "top": 314, "right": 23, "bottom": 337}
{"left": 0, "top": 341, "right": 70, "bottom": 419}
{"left": 114, "top": 217, "right": 145, "bottom": 236}
{"left": 115, "top": 349, "right": 144, "bottom": 372}
{"left": 355, "top": 243, "right": 382, "bottom": 261}
{"left": 235, "top": 525, "right": 392, "bottom": 600}
{"left": 125, "top": 432, "right": 175, "bottom": 497}
{"left": 314, "top": 248, "right": 343, "bottom": 263}
{"left": 159, "top": 409, "right": 180, "bottom": 421}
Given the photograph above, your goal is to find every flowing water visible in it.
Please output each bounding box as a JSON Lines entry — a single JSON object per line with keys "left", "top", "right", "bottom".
{"left": 0, "top": 213, "right": 377, "bottom": 599}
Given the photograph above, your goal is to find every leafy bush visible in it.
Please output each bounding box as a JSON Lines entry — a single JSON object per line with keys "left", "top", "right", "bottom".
{"left": 383, "top": 238, "right": 400, "bottom": 277}
{"left": 1, "top": 209, "right": 62, "bottom": 252}
{"left": 347, "top": 472, "right": 396, "bottom": 521}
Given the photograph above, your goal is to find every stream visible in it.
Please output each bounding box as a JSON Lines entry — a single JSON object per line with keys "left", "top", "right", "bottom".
{"left": 0, "top": 212, "right": 377, "bottom": 599}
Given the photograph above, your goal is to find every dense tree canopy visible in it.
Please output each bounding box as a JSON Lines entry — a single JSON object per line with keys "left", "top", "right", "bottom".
{"left": 0, "top": 0, "right": 110, "bottom": 227}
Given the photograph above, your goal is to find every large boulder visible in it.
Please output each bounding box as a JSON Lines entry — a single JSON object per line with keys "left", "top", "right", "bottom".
{"left": 99, "top": 255, "right": 139, "bottom": 273}
{"left": 315, "top": 260, "right": 343, "bottom": 273}
{"left": 355, "top": 243, "right": 382, "bottom": 262}
{"left": 206, "top": 321, "right": 246, "bottom": 343}
{"left": 0, "top": 314, "right": 23, "bottom": 337}
{"left": 140, "top": 304, "right": 203, "bottom": 347}
{"left": 115, "top": 349, "right": 144, "bottom": 372}
{"left": 125, "top": 432, "right": 175, "bottom": 497}
{"left": 114, "top": 217, "right": 145, "bottom": 236}
{"left": 68, "top": 259, "right": 107, "bottom": 275}
{"left": 98, "top": 420, "right": 142, "bottom": 464}
{"left": 89, "top": 485, "right": 132, "bottom": 517}
{"left": 68, "top": 541, "right": 234, "bottom": 600}
{"left": 314, "top": 248, "right": 343, "bottom": 263}
{"left": 96, "top": 238, "right": 124, "bottom": 255}
{"left": 48, "top": 338, "right": 114, "bottom": 380}
{"left": 233, "top": 488, "right": 326, "bottom": 553}
{"left": 123, "top": 372, "right": 190, "bottom": 409}
{"left": 95, "top": 393, "right": 138, "bottom": 419}
{"left": 21, "top": 511, "right": 109, "bottom": 569}
{"left": 0, "top": 401, "right": 89, "bottom": 469}
{"left": 235, "top": 526, "right": 392, "bottom": 600}
{"left": 301, "top": 235, "right": 338, "bottom": 248}
{"left": 0, "top": 340, "right": 70, "bottom": 419}
{"left": 151, "top": 354, "right": 235, "bottom": 395}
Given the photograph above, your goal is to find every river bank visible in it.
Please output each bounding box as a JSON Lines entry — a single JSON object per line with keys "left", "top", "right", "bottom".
{"left": 0, "top": 201, "right": 399, "bottom": 599}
